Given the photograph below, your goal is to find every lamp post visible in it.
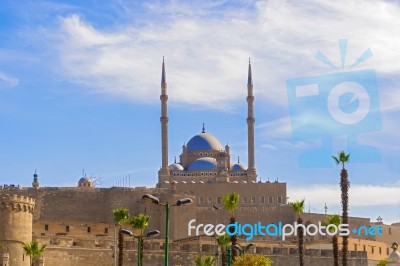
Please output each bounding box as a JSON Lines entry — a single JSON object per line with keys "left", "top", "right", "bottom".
{"left": 114, "top": 225, "right": 117, "bottom": 266}
{"left": 212, "top": 204, "right": 219, "bottom": 266}
{"left": 227, "top": 247, "right": 232, "bottom": 266}
{"left": 142, "top": 194, "right": 193, "bottom": 266}
{"left": 121, "top": 229, "right": 160, "bottom": 266}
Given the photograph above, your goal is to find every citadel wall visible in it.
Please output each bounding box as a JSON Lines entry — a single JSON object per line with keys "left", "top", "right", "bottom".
{"left": 0, "top": 194, "right": 35, "bottom": 266}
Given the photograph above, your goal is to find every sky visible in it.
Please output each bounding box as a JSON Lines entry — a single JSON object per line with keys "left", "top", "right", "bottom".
{"left": 0, "top": 0, "right": 399, "bottom": 223}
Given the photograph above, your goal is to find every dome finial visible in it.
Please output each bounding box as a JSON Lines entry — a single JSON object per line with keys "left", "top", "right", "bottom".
{"left": 238, "top": 156, "right": 240, "bottom": 163}
{"left": 202, "top": 123, "right": 205, "bottom": 133}
{"left": 174, "top": 156, "right": 177, "bottom": 163}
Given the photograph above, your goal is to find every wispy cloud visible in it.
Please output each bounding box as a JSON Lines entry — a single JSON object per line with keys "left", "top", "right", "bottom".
{"left": 46, "top": 0, "right": 400, "bottom": 110}
{"left": 0, "top": 72, "right": 19, "bottom": 88}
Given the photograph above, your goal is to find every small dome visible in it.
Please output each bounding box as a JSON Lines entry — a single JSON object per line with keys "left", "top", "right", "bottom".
{"left": 79, "top": 177, "right": 91, "bottom": 183}
{"left": 169, "top": 163, "right": 184, "bottom": 171}
{"left": 186, "top": 157, "right": 217, "bottom": 171}
{"left": 389, "top": 251, "right": 400, "bottom": 263}
{"left": 230, "top": 162, "right": 248, "bottom": 171}
{"left": 187, "top": 132, "right": 223, "bottom": 152}
{"left": 78, "top": 176, "right": 93, "bottom": 188}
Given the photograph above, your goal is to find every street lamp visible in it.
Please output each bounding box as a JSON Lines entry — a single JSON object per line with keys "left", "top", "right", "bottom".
{"left": 142, "top": 194, "right": 193, "bottom": 266}
{"left": 121, "top": 229, "right": 160, "bottom": 266}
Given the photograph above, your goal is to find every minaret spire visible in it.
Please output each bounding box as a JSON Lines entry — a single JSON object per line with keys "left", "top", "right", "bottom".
{"left": 247, "top": 58, "right": 256, "bottom": 180}
{"left": 161, "top": 56, "right": 166, "bottom": 85}
{"left": 159, "top": 57, "right": 170, "bottom": 180}
{"left": 248, "top": 58, "right": 253, "bottom": 85}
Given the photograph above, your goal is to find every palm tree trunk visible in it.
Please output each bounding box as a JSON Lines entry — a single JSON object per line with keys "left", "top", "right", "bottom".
{"left": 221, "top": 248, "right": 226, "bottom": 266}
{"left": 297, "top": 216, "right": 304, "bottom": 266}
{"left": 340, "top": 168, "right": 350, "bottom": 266}
{"left": 140, "top": 236, "right": 144, "bottom": 265}
{"left": 228, "top": 217, "right": 238, "bottom": 260}
{"left": 332, "top": 235, "right": 339, "bottom": 266}
{"left": 118, "top": 229, "right": 124, "bottom": 266}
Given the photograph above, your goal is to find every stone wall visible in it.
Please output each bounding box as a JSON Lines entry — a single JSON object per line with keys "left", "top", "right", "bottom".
{"left": 37, "top": 243, "right": 375, "bottom": 266}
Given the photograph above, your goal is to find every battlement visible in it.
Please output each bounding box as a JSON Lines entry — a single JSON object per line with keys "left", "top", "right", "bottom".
{"left": 0, "top": 194, "right": 35, "bottom": 213}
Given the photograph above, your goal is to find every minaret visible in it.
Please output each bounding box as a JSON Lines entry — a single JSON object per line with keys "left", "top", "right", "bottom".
{"left": 159, "top": 57, "right": 170, "bottom": 183}
{"left": 32, "top": 169, "right": 39, "bottom": 188}
{"left": 247, "top": 59, "right": 257, "bottom": 180}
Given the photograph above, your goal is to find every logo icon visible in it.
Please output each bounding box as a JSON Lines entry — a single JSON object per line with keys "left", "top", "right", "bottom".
{"left": 286, "top": 39, "right": 382, "bottom": 167}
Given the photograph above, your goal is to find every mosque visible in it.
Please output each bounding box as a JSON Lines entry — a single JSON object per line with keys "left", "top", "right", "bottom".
{"left": 157, "top": 58, "right": 257, "bottom": 187}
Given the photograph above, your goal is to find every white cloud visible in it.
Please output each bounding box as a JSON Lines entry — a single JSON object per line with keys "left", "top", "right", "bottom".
{"left": 51, "top": 0, "right": 400, "bottom": 110}
{"left": 289, "top": 183, "right": 400, "bottom": 207}
{"left": 0, "top": 72, "right": 19, "bottom": 88}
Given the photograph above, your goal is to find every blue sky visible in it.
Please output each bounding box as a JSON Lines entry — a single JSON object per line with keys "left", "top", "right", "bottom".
{"left": 0, "top": 0, "right": 399, "bottom": 223}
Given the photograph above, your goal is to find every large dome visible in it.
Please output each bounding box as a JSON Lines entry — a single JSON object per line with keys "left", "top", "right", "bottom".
{"left": 187, "top": 132, "right": 223, "bottom": 152}
{"left": 186, "top": 157, "right": 217, "bottom": 171}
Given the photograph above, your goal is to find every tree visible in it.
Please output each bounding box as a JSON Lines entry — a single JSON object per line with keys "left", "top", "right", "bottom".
{"left": 291, "top": 199, "right": 305, "bottom": 266}
{"left": 217, "top": 234, "right": 231, "bottom": 266}
{"left": 130, "top": 213, "right": 150, "bottom": 265}
{"left": 113, "top": 208, "right": 130, "bottom": 266}
{"left": 23, "top": 240, "right": 46, "bottom": 266}
{"left": 195, "top": 255, "right": 215, "bottom": 266}
{"left": 222, "top": 192, "right": 240, "bottom": 259}
{"left": 324, "top": 214, "right": 341, "bottom": 266}
{"left": 232, "top": 254, "right": 272, "bottom": 266}
{"left": 332, "top": 151, "right": 350, "bottom": 266}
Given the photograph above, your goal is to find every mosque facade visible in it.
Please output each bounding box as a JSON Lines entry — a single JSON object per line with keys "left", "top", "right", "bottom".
{"left": 157, "top": 58, "right": 257, "bottom": 187}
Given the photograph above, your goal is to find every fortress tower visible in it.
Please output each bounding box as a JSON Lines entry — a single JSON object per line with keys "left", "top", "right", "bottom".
{"left": 0, "top": 194, "right": 35, "bottom": 266}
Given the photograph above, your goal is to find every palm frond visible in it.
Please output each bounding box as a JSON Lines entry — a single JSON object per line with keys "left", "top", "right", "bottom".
{"left": 113, "top": 208, "right": 130, "bottom": 225}
{"left": 291, "top": 199, "right": 305, "bottom": 215}
{"left": 222, "top": 192, "right": 239, "bottom": 218}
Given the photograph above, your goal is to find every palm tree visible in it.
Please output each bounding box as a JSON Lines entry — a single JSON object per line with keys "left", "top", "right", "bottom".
{"left": 217, "top": 234, "right": 231, "bottom": 266}
{"left": 222, "top": 192, "right": 239, "bottom": 259}
{"left": 291, "top": 199, "right": 305, "bottom": 266}
{"left": 195, "top": 255, "right": 215, "bottom": 266}
{"left": 332, "top": 151, "right": 350, "bottom": 266}
{"left": 324, "top": 214, "right": 341, "bottom": 266}
{"left": 23, "top": 240, "right": 46, "bottom": 266}
{"left": 130, "top": 213, "right": 150, "bottom": 265}
{"left": 113, "top": 208, "right": 130, "bottom": 266}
